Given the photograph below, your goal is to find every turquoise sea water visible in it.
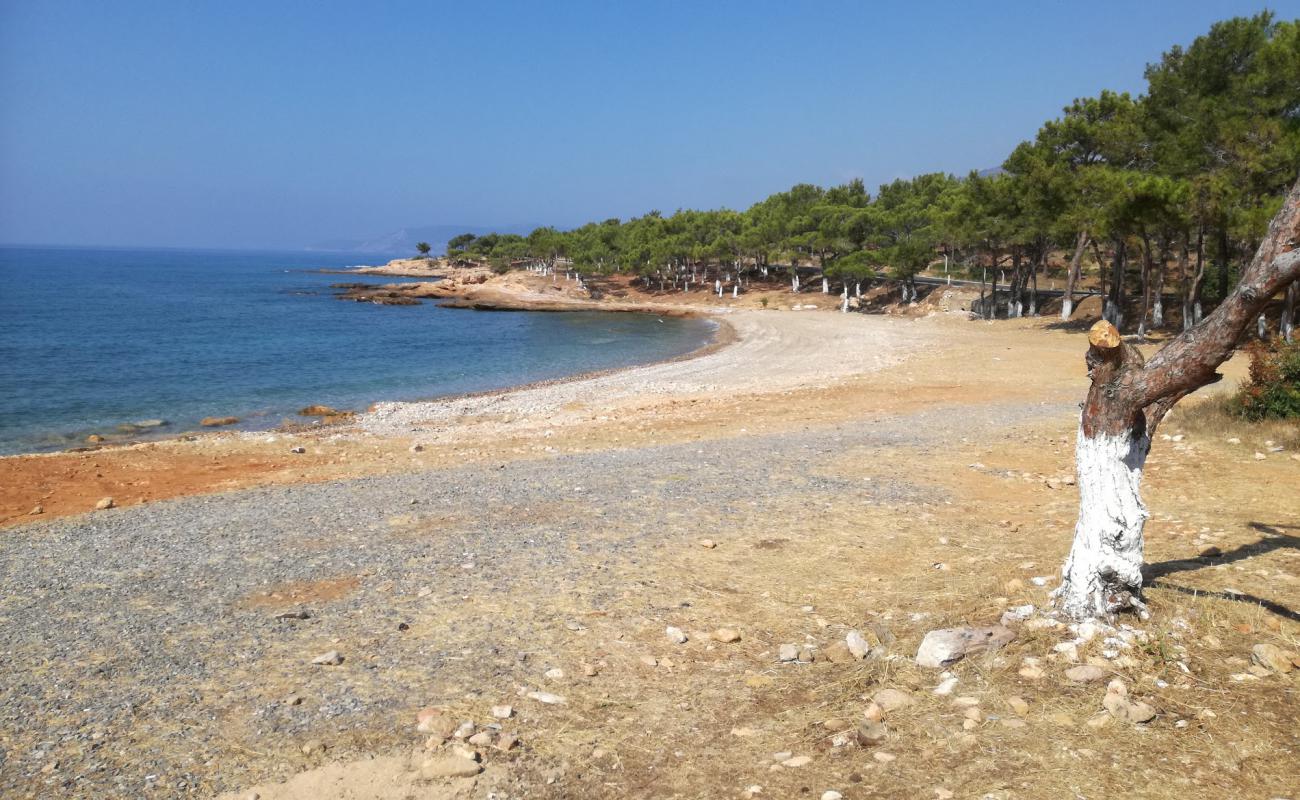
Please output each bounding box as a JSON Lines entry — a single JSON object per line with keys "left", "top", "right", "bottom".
{"left": 0, "top": 246, "right": 714, "bottom": 454}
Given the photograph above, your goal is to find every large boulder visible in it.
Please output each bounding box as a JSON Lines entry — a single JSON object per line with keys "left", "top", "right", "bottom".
{"left": 915, "top": 625, "right": 1015, "bottom": 668}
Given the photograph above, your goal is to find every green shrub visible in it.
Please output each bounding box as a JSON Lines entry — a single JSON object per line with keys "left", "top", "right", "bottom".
{"left": 1230, "top": 340, "right": 1300, "bottom": 420}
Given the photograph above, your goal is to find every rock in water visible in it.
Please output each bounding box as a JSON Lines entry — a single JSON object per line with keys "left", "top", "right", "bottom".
{"left": 200, "top": 416, "right": 240, "bottom": 427}
{"left": 298, "top": 405, "right": 339, "bottom": 417}
{"left": 846, "top": 630, "right": 870, "bottom": 660}
{"left": 915, "top": 626, "right": 1014, "bottom": 668}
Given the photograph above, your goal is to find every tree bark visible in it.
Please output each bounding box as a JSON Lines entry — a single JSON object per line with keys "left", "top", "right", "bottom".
{"left": 1054, "top": 175, "right": 1300, "bottom": 621}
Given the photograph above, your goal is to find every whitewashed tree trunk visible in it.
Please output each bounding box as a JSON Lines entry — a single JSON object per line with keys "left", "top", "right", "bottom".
{"left": 822, "top": 277, "right": 829, "bottom": 294}
{"left": 841, "top": 285, "right": 848, "bottom": 313}
{"left": 1062, "top": 297, "right": 1073, "bottom": 319}
{"left": 1053, "top": 177, "right": 1300, "bottom": 621}
{"left": 1152, "top": 297, "right": 1163, "bottom": 328}
{"left": 1054, "top": 423, "right": 1151, "bottom": 620}
{"left": 1283, "top": 282, "right": 1297, "bottom": 342}
{"left": 732, "top": 285, "right": 738, "bottom": 298}
{"left": 1258, "top": 313, "right": 1268, "bottom": 340}
{"left": 855, "top": 282, "right": 861, "bottom": 298}
{"left": 792, "top": 274, "right": 799, "bottom": 293}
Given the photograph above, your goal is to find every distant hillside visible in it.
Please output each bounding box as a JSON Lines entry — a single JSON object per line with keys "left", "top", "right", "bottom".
{"left": 308, "top": 224, "right": 533, "bottom": 256}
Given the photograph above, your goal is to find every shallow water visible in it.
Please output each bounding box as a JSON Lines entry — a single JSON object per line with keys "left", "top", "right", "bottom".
{"left": 0, "top": 246, "right": 714, "bottom": 454}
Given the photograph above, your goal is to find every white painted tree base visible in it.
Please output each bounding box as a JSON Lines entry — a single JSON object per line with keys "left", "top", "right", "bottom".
{"left": 1053, "top": 424, "right": 1152, "bottom": 620}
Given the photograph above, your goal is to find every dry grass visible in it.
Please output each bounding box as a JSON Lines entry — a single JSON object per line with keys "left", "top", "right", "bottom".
{"left": 1168, "top": 393, "right": 1300, "bottom": 452}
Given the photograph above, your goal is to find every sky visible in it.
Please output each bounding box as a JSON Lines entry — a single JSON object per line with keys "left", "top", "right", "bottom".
{"left": 2, "top": 1, "right": 1298, "bottom": 250}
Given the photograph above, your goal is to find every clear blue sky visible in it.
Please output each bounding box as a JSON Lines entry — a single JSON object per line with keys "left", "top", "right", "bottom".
{"left": 2, "top": 1, "right": 1296, "bottom": 249}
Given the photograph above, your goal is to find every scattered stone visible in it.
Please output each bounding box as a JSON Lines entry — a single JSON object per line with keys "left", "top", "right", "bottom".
{"left": 310, "top": 650, "right": 343, "bottom": 666}
{"left": 95, "top": 497, "right": 115, "bottom": 510}
{"left": 284, "top": 694, "right": 304, "bottom": 706}
{"left": 1018, "top": 663, "right": 1045, "bottom": 680}
{"left": 935, "top": 789, "right": 955, "bottom": 800}
{"left": 817, "top": 641, "right": 851, "bottom": 663}
{"left": 275, "top": 610, "right": 310, "bottom": 620}
{"left": 712, "top": 628, "right": 742, "bottom": 643}
{"left": 666, "top": 626, "right": 688, "bottom": 644}
{"left": 846, "top": 629, "right": 871, "bottom": 660}
{"left": 932, "top": 676, "right": 958, "bottom": 696}
{"left": 871, "top": 688, "right": 913, "bottom": 712}
{"left": 697, "top": 538, "right": 717, "bottom": 549}
{"left": 1000, "top": 718, "right": 1027, "bottom": 729}
{"left": 1251, "top": 643, "right": 1296, "bottom": 674}
{"left": 1065, "top": 665, "right": 1107, "bottom": 683}
{"left": 582, "top": 663, "right": 599, "bottom": 677}
{"left": 544, "top": 667, "right": 565, "bottom": 680}
{"left": 468, "top": 731, "right": 494, "bottom": 747}
{"left": 778, "top": 644, "right": 800, "bottom": 662}
{"left": 421, "top": 755, "right": 483, "bottom": 779}
{"left": 857, "top": 720, "right": 888, "bottom": 743}
{"left": 1102, "top": 679, "right": 1156, "bottom": 724}
{"left": 915, "top": 625, "right": 1014, "bottom": 668}
{"left": 640, "top": 655, "right": 658, "bottom": 667}
{"left": 797, "top": 646, "right": 815, "bottom": 663}
{"left": 86, "top": 434, "right": 105, "bottom": 443}
{"left": 200, "top": 416, "right": 239, "bottom": 427}
{"left": 300, "top": 740, "right": 326, "bottom": 756}
{"left": 1086, "top": 713, "right": 1112, "bottom": 729}
{"left": 409, "top": 444, "right": 424, "bottom": 453}
{"left": 289, "top": 446, "right": 306, "bottom": 454}
{"left": 822, "top": 792, "right": 843, "bottom": 800}
{"left": 527, "top": 690, "right": 565, "bottom": 704}
{"left": 1048, "top": 711, "right": 1074, "bottom": 726}
{"left": 452, "top": 721, "right": 475, "bottom": 739}
{"left": 495, "top": 733, "right": 520, "bottom": 751}
{"left": 781, "top": 755, "right": 812, "bottom": 768}
{"left": 491, "top": 705, "right": 514, "bottom": 719}
{"left": 29, "top": 505, "right": 43, "bottom": 515}
{"left": 873, "top": 751, "right": 896, "bottom": 763}
{"left": 1006, "top": 696, "right": 1029, "bottom": 715}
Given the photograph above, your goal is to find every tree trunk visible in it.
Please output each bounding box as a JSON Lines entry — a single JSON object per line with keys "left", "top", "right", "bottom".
{"left": 822, "top": 277, "right": 829, "bottom": 294}
{"left": 1152, "top": 238, "right": 1167, "bottom": 329}
{"left": 1053, "top": 175, "right": 1300, "bottom": 621}
{"left": 1137, "top": 233, "right": 1153, "bottom": 339}
{"left": 1283, "top": 281, "right": 1297, "bottom": 343}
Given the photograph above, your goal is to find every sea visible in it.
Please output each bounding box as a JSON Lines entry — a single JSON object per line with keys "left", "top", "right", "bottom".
{"left": 0, "top": 246, "right": 715, "bottom": 455}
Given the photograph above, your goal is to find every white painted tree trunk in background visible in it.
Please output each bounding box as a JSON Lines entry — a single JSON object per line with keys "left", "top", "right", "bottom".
{"left": 1152, "top": 297, "right": 1163, "bottom": 328}
{"left": 822, "top": 277, "right": 829, "bottom": 294}
{"left": 1258, "top": 313, "right": 1268, "bottom": 339}
{"left": 792, "top": 274, "right": 799, "bottom": 292}
{"left": 1284, "top": 282, "right": 1297, "bottom": 342}
{"left": 1054, "top": 425, "right": 1151, "bottom": 620}
{"left": 732, "top": 285, "right": 738, "bottom": 298}
{"left": 855, "top": 282, "right": 861, "bottom": 298}
{"left": 1062, "top": 298, "right": 1074, "bottom": 320}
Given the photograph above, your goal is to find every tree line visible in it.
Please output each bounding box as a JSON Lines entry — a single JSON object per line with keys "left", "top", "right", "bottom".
{"left": 443, "top": 14, "right": 1299, "bottom": 337}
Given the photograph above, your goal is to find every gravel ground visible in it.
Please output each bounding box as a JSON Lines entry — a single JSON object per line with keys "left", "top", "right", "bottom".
{"left": 0, "top": 400, "right": 1065, "bottom": 799}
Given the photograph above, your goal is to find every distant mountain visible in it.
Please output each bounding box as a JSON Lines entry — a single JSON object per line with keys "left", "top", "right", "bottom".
{"left": 307, "top": 224, "right": 533, "bottom": 256}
